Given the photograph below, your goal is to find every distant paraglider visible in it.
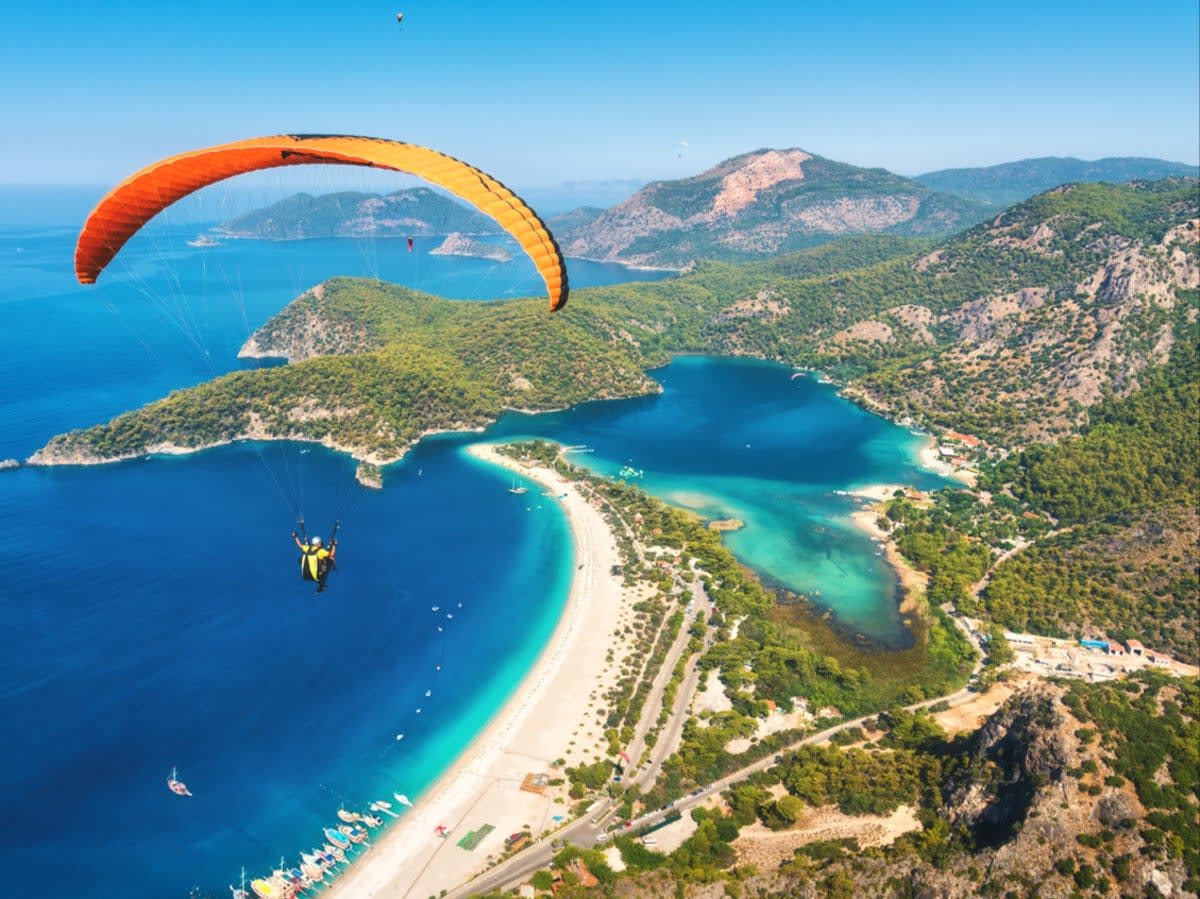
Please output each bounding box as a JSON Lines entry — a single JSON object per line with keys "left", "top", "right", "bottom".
{"left": 673, "top": 140, "right": 689, "bottom": 158}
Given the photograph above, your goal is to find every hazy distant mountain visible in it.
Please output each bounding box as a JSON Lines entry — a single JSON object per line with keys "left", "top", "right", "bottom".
{"left": 546, "top": 206, "right": 605, "bottom": 233}
{"left": 916, "top": 156, "right": 1199, "bottom": 207}
{"left": 216, "top": 188, "right": 501, "bottom": 240}
{"left": 559, "top": 149, "right": 989, "bottom": 269}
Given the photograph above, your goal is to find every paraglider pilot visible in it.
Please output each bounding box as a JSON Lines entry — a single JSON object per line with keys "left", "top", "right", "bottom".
{"left": 293, "top": 531, "right": 337, "bottom": 593}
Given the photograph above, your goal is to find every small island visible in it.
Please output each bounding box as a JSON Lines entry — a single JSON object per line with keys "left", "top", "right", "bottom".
{"left": 429, "top": 232, "right": 512, "bottom": 262}
{"left": 355, "top": 462, "right": 383, "bottom": 489}
{"left": 707, "top": 517, "right": 744, "bottom": 531}
{"left": 0, "top": 459, "right": 19, "bottom": 470}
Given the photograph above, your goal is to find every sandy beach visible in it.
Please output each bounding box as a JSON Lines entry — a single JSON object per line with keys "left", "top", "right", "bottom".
{"left": 851, "top": 505, "right": 928, "bottom": 610}
{"left": 320, "top": 442, "right": 634, "bottom": 899}
{"left": 916, "top": 437, "right": 977, "bottom": 486}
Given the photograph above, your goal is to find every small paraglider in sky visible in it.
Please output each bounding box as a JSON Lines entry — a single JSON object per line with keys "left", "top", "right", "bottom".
{"left": 673, "top": 140, "right": 689, "bottom": 158}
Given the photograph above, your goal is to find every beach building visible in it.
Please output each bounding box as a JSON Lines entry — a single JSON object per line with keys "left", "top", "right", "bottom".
{"left": 520, "top": 772, "right": 549, "bottom": 795}
{"left": 1125, "top": 639, "right": 1145, "bottom": 656}
{"left": 566, "top": 859, "right": 599, "bottom": 888}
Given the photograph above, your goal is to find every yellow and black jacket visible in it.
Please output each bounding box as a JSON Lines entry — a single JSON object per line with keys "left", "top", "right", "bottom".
{"left": 299, "top": 545, "right": 332, "bottom": 581}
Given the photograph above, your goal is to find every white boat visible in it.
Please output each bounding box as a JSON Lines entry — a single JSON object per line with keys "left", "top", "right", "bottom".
{"left": 394, "top": 793, "right": 413, "bottom": 807}
{"left": 508, "top": 477, "right": 528, "bottom": 495}
{"left": 230, "top": 867, "right": 249, "bottom": 899}
{"left": 167, "top": 767, "right": 192, "bottom": 797}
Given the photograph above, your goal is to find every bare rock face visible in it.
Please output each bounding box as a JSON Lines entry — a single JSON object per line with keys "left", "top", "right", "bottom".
{"left": 943, "top": 685, "right": 1076, "bottom": 842}
{"left": 859, "top": 214, "right": 1199, "bottom": 442}
{"left": 562, "top": 148, "right": 985, "bottom": 268}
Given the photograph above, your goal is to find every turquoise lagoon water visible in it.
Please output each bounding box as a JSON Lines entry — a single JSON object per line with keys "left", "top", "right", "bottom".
{"left": 0, "top": 221, "right": 940, "bottom": 898}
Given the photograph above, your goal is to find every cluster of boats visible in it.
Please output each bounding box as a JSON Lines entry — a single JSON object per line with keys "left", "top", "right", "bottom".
{"left": 233, "top": 797, "right": 411, "bottom": 898}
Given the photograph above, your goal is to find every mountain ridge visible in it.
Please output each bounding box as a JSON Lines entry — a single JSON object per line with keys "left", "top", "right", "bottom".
{"left": 32, "top": 178, "right": 1198, "bottom": 465}
{"left": 916, "top": 155, "right": 1199, "bottom": 207}
{"left": 215, "top": 187, "right": 503, "bottom": 240}
{"left": 559, "top": 148, "right": 991, "bottom": 269}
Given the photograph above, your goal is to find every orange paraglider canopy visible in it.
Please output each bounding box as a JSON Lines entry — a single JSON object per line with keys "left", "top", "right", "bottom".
{"left": 75, "top": 134, "right": 569, "bottom": 311}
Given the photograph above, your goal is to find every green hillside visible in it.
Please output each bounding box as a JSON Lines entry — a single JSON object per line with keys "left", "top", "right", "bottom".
{"left": 917, "top": 155, "right": 1198, "bottom": 207}
{"left": 216, "top": 188, "right": 502, "bottom": 239}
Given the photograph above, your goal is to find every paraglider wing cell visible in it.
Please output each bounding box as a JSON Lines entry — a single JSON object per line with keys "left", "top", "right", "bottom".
{"left": 75, "top": 135, "right": 568, "bottom": 311}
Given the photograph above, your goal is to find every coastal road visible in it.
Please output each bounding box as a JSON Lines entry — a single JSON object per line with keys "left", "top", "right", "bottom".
{"left": 449, "top": 678, "right": 984, "bottom": 898}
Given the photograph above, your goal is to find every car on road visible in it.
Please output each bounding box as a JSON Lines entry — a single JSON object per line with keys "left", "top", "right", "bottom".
{"left": 596, "top": 833, "right": 611, "bottom": 843}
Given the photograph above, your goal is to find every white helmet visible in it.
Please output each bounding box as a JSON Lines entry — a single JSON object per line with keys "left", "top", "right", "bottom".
{"left": 311, "top": 536, "right": 322, "bottom": 547}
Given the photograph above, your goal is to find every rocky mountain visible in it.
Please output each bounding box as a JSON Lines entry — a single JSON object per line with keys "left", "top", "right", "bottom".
{"left": 917, "top": 156, "right": 1199, "bottom": 207}
{"left": 706, "top": 178, "right": 1199, "bottom": 443}
{"left": 559, "top": 148, "right": 990, "bottom": 269}
{"left": 215, "top": 188, "right": 502, "bottom": 240}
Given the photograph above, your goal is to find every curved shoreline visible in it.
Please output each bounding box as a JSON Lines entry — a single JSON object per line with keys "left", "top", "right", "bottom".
{"left": 318, "top": 441, "right": 632, "bottom": 898}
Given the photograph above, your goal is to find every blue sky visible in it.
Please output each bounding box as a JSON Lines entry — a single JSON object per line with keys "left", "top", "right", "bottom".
{"left": 3, "top": 0, "right": 1197, "bottom": 196}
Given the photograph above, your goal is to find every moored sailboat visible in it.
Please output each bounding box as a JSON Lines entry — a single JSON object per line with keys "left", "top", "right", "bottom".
{"left": 167, "top": 767, "right": 192, "bottom": 797}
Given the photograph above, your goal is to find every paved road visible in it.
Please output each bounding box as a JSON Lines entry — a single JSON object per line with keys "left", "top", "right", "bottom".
{"left": 635, "top": 579, "right": 711, "bottom": 787}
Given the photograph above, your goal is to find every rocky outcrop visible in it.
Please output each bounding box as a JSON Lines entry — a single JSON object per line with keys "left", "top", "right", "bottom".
{"left": 942, "top": 685, "right": 1076, "bottom": 842}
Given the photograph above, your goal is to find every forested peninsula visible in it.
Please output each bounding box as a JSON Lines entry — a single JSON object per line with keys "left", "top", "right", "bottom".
{"left": 34, "top": 178, "right": 1199, "bottom": 664}
{"left": 35, "top": 178, "right": 1197, "bottom": 467}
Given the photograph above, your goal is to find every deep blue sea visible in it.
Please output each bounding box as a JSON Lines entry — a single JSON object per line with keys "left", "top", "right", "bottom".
{"left": 0, "top": 221, "right": 941, "bottom": 898}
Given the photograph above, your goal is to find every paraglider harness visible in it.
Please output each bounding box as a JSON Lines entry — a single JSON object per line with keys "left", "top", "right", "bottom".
{"left": 297, "top": 519, "right": 339, "bottom": 592}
